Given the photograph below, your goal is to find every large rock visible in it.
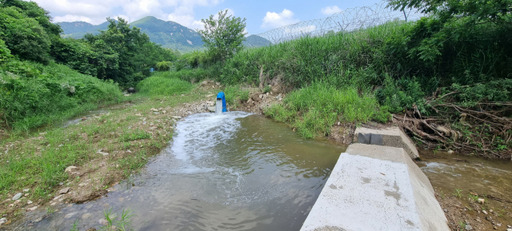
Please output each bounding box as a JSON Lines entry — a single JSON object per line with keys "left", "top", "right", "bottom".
{"left": 354, "top": 126, "right": 420, "bottom": 159}
{"left": 301, "top": 143, "right": 449, "bottom": 231}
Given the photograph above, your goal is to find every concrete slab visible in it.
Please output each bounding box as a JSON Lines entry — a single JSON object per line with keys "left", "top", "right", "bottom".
{"left": 354, "top": 126, "right": 420, "bottom": 159}
{"left": 301, "top": 144, "right": 449, "bottom": 231}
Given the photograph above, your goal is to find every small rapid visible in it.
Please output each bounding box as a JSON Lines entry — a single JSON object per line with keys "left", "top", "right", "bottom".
{"left": 12, "top": 112, "right": 344, "bottom": 231}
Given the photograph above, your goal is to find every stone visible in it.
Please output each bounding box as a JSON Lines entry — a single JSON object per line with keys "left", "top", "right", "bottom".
{"left": 477, "top": 198, "right": 485, "bottom": 204}
{"left": 59, "top": 187, "right": 70, "bottom": 194}
{"left": 251, "top": 94, "right": 261, "bottom": 102}
{"left": 150, "top": 108, "right": 159, "bottom": 112}
{"left": 23, "top": 188, "right": 30, "bottom": 192}
{"left": 33, "top": 217, "right": 43, "bottom": 223}
{"left": 27, "top": 200, "right": 33, "bottom": 205}
{"left": 27, "top": 206, "right": 38, "bottom": 211}
{"left": 12, "top": 192, "right": 23, "bottom": 201}
{"left": 64, "top": 212, "right": 77, "bottom": 219}
{"left": 97, "top": 149, "right": 109, "bottom": 156}
{"left": 465, "top": 224, "right": 473, "bottom": 230}
{"left": 69, "top": 86, "right": 76, "bottom": 94}
{"left": 507, "top": 228, "right": 512, "bottom": 231}
{"left": 483, "top": 210, "right": 488, "bottom": 215}
{"left": 0, "top": 218, "right": 7, "bottom": 225}
{"left": 81, "top": 213, "right": 92, "bottom": 220}
{"left": 65, "top": 166, "right": 79, "bottom": 176}
{"left": 99, "top": 218, "right": 108, "bottom": 226}
{"left": 127, "top": 87, "right": 136, "bottom": 93}
{"left": 447, "top": 150, "right": 454, "bottom": 154}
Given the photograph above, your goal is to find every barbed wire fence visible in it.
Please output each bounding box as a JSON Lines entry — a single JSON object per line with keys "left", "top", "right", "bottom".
{"left": 257, "top": 3, "right": 424, "bottom": 44}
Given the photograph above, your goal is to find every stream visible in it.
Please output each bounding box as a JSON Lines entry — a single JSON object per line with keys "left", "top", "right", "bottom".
{"left": 12, "top": 112, "right": 345, "bottom": 231}
{"left": 7, "top": 112, "right": 511, "bottom": 230}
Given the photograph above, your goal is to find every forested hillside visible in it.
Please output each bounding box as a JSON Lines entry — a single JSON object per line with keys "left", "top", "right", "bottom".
{"left": 58, "top": 17, "right": 273, "bottom": 53}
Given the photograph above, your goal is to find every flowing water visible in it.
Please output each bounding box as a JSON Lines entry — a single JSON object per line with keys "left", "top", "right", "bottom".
{"left": 419, "top": 152, "right": 512, "bottom": 200}
{"left": 13, "top": 112, "right": 345, "bottom": 231}
{"left": 419, "top": 152, "right": 512, "bottom": 226}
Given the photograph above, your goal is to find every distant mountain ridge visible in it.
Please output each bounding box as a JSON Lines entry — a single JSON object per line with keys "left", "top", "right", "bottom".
{"left": 58, "top": 16, "right": 272, "bottom": 53}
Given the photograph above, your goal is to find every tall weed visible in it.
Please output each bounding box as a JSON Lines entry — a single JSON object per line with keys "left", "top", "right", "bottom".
{"left": 265, "top": 82, "right": 390, "bottom": 138}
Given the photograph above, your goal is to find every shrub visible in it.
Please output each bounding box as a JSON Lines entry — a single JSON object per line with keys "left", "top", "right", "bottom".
{"left": 156, "top": 61, "right": 173, "bottom": 71}
{"left": 136, "top": 72, "right": 193, "bottom": 96}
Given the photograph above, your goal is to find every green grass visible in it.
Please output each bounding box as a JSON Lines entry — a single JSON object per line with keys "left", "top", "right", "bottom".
{"left": 0, "top": 87, "right": 210, "bottom": 209}
{"left": 219, "top": 21, "right": 413, "bottom": 89}
{"left": 119, "top": 129, "right": 151, "bottom": 142}
{"left": 265, "top": 82, "right": 390, "bottom": 138}
{"left": 101, "top": 208, "right": 133, "bottom": 231}
{"left": 223, "top": 85, "right": 249, "bottom": 109}
{"left": 0, "top": 62, "right": 123, "bottom": 131}
{"left": 136, "top": 72, "right": 194, "bottom": 96}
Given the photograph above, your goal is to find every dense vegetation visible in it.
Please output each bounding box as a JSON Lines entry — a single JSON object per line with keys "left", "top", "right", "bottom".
{"left": 0, "top": 0, "right": 176, "bottom": 131}
{"left": 167, "top": 3, "right": 511, "bottom": 157}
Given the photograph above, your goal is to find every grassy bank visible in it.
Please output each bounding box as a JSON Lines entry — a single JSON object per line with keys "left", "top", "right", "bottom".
{"left": 168, "top": 19, "right": 511, "bottom": 158}
{"left": 0, "top": 61, "right": 123, "bottom": 132}
{"left": 0, "top": 75, "right": 216, "bottom": 222}
{"left": 265, "top": 82, "right": 389, "bottom": 138}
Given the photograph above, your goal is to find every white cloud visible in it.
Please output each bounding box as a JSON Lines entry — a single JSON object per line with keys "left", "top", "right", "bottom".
{"left": 321, "top": 5, "right": 343, "bottom": 16}
{"left": 261, "top": 9, "right": 299, "bottom": 29}
{"left": 32, "top": 0, "right": 223, "bottom": 26}
{"left": 53, "top": 15, "right": 94, "bottom": 24}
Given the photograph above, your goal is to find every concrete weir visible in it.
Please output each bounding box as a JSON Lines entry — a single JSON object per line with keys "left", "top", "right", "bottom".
{"left": 301, "top": 132, "right": 449, "bottom": 230}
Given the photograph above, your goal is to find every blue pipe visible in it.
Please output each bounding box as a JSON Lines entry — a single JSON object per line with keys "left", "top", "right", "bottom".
{"left": 217, "top": 91, "right": 227, "bottom": 112}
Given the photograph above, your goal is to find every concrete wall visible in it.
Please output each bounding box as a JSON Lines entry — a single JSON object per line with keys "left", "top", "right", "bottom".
{"left": 354, "top": 127, "right": 420, "bottom": 160}
{"left": 301, "top": 144, "right": 449, "bottom": 231}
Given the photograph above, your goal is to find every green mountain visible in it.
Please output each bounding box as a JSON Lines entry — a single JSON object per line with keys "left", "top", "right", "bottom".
{"left": 58, "top": 16, "right": 272, "bottom": 53}
{"left": 58, "top": 21, "right": 110, "bottom": 38}
{"left": 130, "top": 16, "right": 203, "bottom": 52}
{"left": 244, "top": 35, "right": 272, "bottom": 48}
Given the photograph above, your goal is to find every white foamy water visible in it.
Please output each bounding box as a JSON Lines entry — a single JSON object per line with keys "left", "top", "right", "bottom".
{"left": 170, "top": 112, "right": 251, "bottom": 170}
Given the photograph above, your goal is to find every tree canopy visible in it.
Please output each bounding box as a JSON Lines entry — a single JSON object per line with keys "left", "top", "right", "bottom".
{"left": 199, "top": 10, "right": 247, "bottom": 63}
{"left": 388, "top": 0, "right": 512, "bottom": 24}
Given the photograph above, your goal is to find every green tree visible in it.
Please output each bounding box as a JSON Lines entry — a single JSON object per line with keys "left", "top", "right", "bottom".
{"left": 0, "top": 6, "right": 52, "bottom": 63}
{"left": 388, "top": 0, "right": 512, "bottom": 25}
{"left": 199, "top": 10, "right": 246, "bottom": 63}
{"left": 387, "top": 0, "right": 512, "bottom": 85}
{"left": 1, "top": 0, "right": 61, "bottom": 36}
{"left": 82, "top": 18, "right": 175, "bottom": 87}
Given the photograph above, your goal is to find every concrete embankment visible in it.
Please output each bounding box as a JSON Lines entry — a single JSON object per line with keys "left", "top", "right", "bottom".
{"left": 301, "top": 127, "right": 449, "bottom": 231}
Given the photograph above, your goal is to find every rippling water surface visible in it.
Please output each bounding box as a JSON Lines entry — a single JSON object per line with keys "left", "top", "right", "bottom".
{"left": 15, "top": 112, "right": 345, "bottom": 231}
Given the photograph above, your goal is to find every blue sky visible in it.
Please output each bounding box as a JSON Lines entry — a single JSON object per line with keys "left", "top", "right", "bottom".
{"left": 32, "top": 0, "right": 386, "bottom": 34}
